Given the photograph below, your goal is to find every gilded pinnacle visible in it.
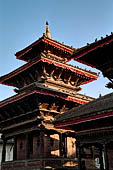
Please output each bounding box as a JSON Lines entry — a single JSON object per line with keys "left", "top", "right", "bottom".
{"left": 45, "top": 21, "right": 52, "bottom": 39}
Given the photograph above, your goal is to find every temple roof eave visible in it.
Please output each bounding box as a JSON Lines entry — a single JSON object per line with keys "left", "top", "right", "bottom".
{"left": 0, "top": 54, "right": 98, "bottom": 87}
{"left": 15, "top": 36, "right": 75, "bottom": 61}
{"left": 54, "top": 92, "right": 113, "bottom": 127}
{"left": 0, "top": 83, "right": 94, "bottom": 113}
{"left": 70, "top": 33, "right": 113, "bottom": 69}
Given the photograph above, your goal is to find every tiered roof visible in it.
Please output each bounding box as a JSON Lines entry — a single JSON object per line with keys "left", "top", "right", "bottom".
{"left": 54, "top": 92, "right": 113, "bottom": 127}
{"left": 70, "top": 33, "right": 113, "bottom": 79}
{"left": 15, "top": 22, "right": 75, "bottom": 62}
{"left": 0, "top": 22, "right": 98, "bottom": 99}
{"left": 0, "top": 52, "right": 98, "bottom": 87}
{"left": 0, "top": 22, "right": 99, "bottom": 132}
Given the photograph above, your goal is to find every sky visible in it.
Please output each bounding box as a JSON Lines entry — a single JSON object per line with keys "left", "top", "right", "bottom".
{"left": 0, "top": 0, "right": 113, "bottom": 101}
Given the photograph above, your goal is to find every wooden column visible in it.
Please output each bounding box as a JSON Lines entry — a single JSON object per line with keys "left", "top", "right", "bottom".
{"left": 77, "top": 141, "right": 82, "bottom": 170}
{"left": 40, "top": 131, "right": 44, "bottom": 157}
{"left": 47, "top": 134, "right": 51, "bottom": 157}
{"left": 13, "top": 136, "right": 17, "bottom": 161}
{"left": 59, "top": 133, "right": 63, "bottom": 157}
{"left": 2, "top": 139, "right": 6, "bottom": 163}
{"left": 62, "top": 133, "right": 67, "bottom": 158}
{"left": 64, "top": 135, "right": 67, "bottom": 158}
{"left": 62, "top": 134, "right": 65, "bottom": 157}
{"left": 99, "top": 145, "right": 104, "bottom": 170}
{"left": 26, "top": 133, "right": 29, "bottom": 159}
{"left": 104, "top": 144, "right": 109, "bottom": 170}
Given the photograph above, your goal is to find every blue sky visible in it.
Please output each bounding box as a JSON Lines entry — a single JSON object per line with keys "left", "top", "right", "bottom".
{"left": 0, "top": 0, "right": 113, "bottom": 101}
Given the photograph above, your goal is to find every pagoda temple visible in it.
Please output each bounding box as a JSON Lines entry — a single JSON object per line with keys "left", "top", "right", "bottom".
{"left": 54, "top": 33, "right": 113, "bottom": 170}
{"left": 0, "top": 22, "right": 98, "bottom": 170}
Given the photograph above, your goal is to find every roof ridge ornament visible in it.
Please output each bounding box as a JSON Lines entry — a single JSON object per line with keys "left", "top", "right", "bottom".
{"left": 45, "top": 21, "right": 52, "bottom": 39}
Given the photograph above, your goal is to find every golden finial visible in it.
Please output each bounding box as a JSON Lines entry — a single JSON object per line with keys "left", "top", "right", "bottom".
{"left": 45, "top": 21, "right": 52, "bottom": 39}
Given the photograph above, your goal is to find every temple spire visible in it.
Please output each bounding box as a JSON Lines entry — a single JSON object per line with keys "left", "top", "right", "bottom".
{"left": 45, "top": 21, "right": 52, "bottom": 39}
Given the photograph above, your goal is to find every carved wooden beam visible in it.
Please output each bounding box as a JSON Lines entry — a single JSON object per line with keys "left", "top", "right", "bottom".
{"left": 2, "top": 118, "right": 38, "bottom": 132}
{"left": 50, "top": 69, "right": 55, "bottom": 78}
{"left": 60, "top": 104, "right": 68, "bottom": 113}
{"left": 67, "top": 75, "right": 71, "bottom": 84}
{"left": 34, "top": 69, "right": 41, "bottom": 82}
{"left": 27, "top": 98, "right": 37, "bottom": 111}
{"left": 0, "top": 108, "right": 39, "bottom": 126}
{"left": 0, "top": 111, "right": 5, "bottom": 120}
{"left": 4, "top": 110, "right": 11, "bottom": 118}
{"left": 10, "top": 107, "right": 17, "bottom": 117}
{"left": 23, "top": 77, "right": 28, "bottom": 86}
{"left": 19, "top": 76, "right": 25, "bottom": 87}
{"left": 63, "top": 72, "right": 70, "bottom": 84}
{"left": 43, "top": 65, "right": 46, "bottom": 75}
{"left": 24, "top": 75, "right": 31, "bottom": 85}
{"left": 29, "top": 73, "right": 35, "bottom": 82}
{"left": 16, "top": 78, "right": 23, "bottom": 88}
{"left": 53, "top": 69, "right": 60, "bottom": 81}
{"left": 77, "top": 79, "right": 85, "bottom": 86}
{"left": 50, "top": 103, "right": 59, "bottom": 112}
{"left": 25, "top": 101, "right": 32, "bottom": 111}
{"left": 74, "top": 78, "right": 79, "bottom": 87}
{"left": 70, "top": 74, "right": 77, "bottom": 86}
{"left": 38, "top": 103, "right": 49, "bottom": 110}
{"left": 70, "top": 80, "right": 76, "bottom": 86}
{"left": 16, "top": 105, "right": 25, "bottom": 114}
{"left": 57, "top": 69, "right": 63, "bottom": 80}
{"left": 40, "top": 65, "right": 47, "bottom": 81}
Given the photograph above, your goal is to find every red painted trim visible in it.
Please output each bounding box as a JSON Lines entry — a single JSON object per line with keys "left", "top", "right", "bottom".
{"left": 17, "top": 57, "right": 29, "bottom": 62}
{"left": 81, "top": 78, "right": 98, "bottom": 85}
{"left": 42, "top": 58, "right": 98, "bottom": 79}
{"left": 0, "top": 89, "right": 87, "bottom": 108}
{"left": 55, "top": 111, "right": 113, "bottom": 128}
{"left": 16, "top": 39, "right": 42, "bottom": 59}
{"left": 69, "top": 37, "right": 113, "bottom": 63}
{"left": 76, "top": 125, "right": 113, "bottom": 135}
{"left": 16, "top": 38, "right": 73, "bottom": 61}
{"left": 55, "top": 126, "right": 72, "bottom": 130}
{"left": 42, "top": 39, "right": 73, "bottom": 54}
{"left": 75, "top": 58, "right": 97, "bottom": 69}
{"left": 0, "top": 58, "right": 42, "bottom": 83}
{"left": 0, "top": 58, "right": 98, "bottom": 85}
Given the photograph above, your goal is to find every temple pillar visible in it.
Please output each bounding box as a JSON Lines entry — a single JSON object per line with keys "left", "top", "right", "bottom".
{"left": 76, "top": 141, "right": 82, "bottom": 170}
{"left": 13, "top": 136, "right": 17, "bottom": 161}
{"left": 99, "top": 145, "right": 104, "bottom": 170}
{"left": 104, "top": 144, "right": 109, "bottom": 170}
{"left": 25, "top": 133, "right": 29, "bottom": 159}
{"left": 40, "top": 131, "right": 44, "bottom": 157}
{"left": 47, "top": 134, "right": 51, "bottom": 157}
{"left": 64, "top": 134, "right": 67, "bottom": 158}
{"left": 59, "top": 133, "right": 63, "bottom": 157}
{"left": 2, "top": 138, "right": 6, "bottom": 163}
